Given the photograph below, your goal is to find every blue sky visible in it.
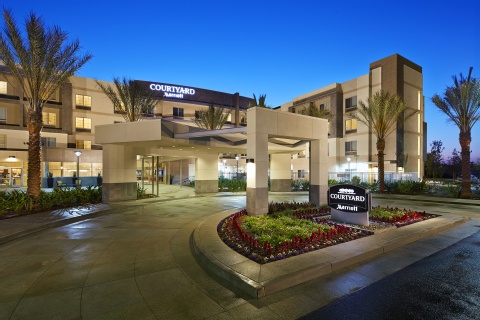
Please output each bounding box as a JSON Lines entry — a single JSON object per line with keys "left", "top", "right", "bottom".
{"left": 6, "top": 0, "right": 480, "bottom": 162}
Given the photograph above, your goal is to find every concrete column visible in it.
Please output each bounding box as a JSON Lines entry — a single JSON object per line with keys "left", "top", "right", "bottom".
{"left": 270, "top": 153, "right": 291, "bottom": 192}
{"left": 246, "top": 132, "right": 269, "bottom": 216}
{"left": 309, "top": 139, "right": 329, "bottom": 206}
{"left": 195, "top": 153, "right": 218, "bottom": 193}
{"left": 102, "top": 144, "right": 137, "bottom": 202}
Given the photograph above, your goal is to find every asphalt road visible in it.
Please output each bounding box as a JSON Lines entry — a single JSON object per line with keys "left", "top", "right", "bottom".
{"left": 300, "top": 229, "right": 480, "bottom": 320}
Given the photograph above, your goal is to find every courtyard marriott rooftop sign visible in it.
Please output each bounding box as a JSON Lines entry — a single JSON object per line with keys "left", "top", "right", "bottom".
{"left": 328, "top": 184, "right": 371, "bottom": 226}
{"left": 149, "top": 83, "right": 196, "bottom": 99}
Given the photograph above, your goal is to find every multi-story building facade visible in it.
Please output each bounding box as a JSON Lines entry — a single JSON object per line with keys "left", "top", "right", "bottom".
{"left": 0, "top": 53, "right": 425, "bottom": 188}
{"left": 279, "top": 54, "right": 426, "bottom": 182}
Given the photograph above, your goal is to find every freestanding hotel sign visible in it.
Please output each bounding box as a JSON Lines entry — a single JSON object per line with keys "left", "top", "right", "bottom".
{"left": 328, "top": 184, "right": 371, "bottom": 226}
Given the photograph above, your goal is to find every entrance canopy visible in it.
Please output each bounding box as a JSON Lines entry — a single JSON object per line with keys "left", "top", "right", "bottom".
{"left": 95, "top": 108, "right": 328, "bottom": 215}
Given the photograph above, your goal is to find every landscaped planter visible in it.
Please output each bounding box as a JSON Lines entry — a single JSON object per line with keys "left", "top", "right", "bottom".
{"left": 217, "top": 204, "right": 437, "bottom": 264}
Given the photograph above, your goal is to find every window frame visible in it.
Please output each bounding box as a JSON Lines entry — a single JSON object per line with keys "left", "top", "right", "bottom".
{"left": 345, "top": 96, "right": 357, "bottom": 110}
{"left": 345, "top": 119, "right": 357, "bottom": 133}
{"left": 345, "top": 141, "right": 357, "bottom": 154}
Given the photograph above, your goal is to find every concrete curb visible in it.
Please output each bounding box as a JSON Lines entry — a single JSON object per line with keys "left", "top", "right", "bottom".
{"left": 192, "top": 211, "right": 471, "bottom": 299}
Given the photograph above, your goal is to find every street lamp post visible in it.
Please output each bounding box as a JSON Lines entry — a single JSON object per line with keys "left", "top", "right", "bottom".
{"left": 235, "top": 155, "right": 239, "bottom": 179}
{"left": 74, "top": 151, "right": 82, "bottom": 186}
{"left": 347, "top": 157, "right": 351, "bottom": 181}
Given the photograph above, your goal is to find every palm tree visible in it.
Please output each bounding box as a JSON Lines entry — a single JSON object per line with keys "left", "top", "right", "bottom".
{"left": 353, "top": 90, "right": 417, "bottom": 193}
{"left": 431, "top": 68, "right": 480, "bottom": 198}
{"left": 192, "top": 102, "right": 231, "bottom": 130}
{"left": 0, "top": 9, "right": 91, "bottom": 198}
{"left": 248, "top": 94, "right": 269, "bottom": 108}
{"left": 95, "top": 77, "right": 157, "bottom": 122}
{"left": 299, "top": 101, "right": 334, "bottom": 121}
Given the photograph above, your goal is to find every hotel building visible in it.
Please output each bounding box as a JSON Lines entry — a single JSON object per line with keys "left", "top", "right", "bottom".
{"left": 0, "top": 53, "right": 425, "bottom": 189}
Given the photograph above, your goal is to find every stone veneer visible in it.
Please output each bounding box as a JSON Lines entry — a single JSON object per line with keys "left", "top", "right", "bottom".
{"left": 270, "top": 179, "right": 291, "bottom": 192}
{"left": 102, "top": 182, "right": 137, "bottom": 202}
{"left": 246, "top": 187, "right": 268, "bottom": 216}
{"left": 195, "top": 180, "right": 218, "bottom": 193}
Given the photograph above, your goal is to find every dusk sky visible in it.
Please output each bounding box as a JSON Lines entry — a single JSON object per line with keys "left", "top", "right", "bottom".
{"left": 7, "top": 0, "right": 480, "bottom": 162}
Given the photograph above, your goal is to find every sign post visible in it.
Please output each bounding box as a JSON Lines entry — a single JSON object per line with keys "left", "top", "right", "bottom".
{"left": 328, "top": 184, "right": 371, "bottom": 226}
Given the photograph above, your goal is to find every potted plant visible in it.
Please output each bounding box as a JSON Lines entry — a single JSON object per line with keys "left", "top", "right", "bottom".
{"left": 47, "top": 172, "right": 54, "bottom": 188}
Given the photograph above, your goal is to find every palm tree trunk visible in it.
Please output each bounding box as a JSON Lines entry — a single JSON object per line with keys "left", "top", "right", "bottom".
{"left": 459, "top": 131, "right": 472, "bottom": 199}
{"left": 377, "top": 139, "right": 386, "bottom": 193}
{"left": 27, "top": 111, "right": 43, "bottom": 198}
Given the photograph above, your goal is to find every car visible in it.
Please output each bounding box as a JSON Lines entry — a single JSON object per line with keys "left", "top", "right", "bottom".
{"left": 458, "top": 175, "right": 479, "bottom": 183}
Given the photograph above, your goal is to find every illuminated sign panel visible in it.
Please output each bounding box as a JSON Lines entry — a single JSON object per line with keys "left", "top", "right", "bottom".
{"left": 135, "top": 80, "right": 253, "bottom": 108}
{"left": 328, "top": 184, "right": 370, "bottom": 213}
{"left": 149, "top": 84, "right": 196, "bottom": 99}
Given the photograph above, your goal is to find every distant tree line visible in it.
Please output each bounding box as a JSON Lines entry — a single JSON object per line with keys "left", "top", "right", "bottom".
{"left": 424, "top": 140, "right": 480, "bottom": 180}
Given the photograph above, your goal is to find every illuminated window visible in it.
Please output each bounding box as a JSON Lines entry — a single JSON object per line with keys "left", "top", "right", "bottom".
{"left": 345, "top": 119, "right": 357, "bottom": 133}
{"left": 76, "top": 140, "right": 91, "bottom": 149}
{"left": 0, "top": 134, "right": 6, "bottom": 148}
{"left": 75, "top": 94, "right": 92, "bottom": 107}
{"left": 0, "top": 107, "right": 6, "bottom": 121}
{"left": 75, "top": 117, "right": 91, "bottom": 129}
{"left": 41, "top": 137, "right": 56, "bottom": 147}
{"left": 345, "top": 141, "right": 357, "bottom": 153}
{"left": 42, "top": 112, "right": 56, "bottom": 126}
{"left": 0, "top": 81, "right": 6, "bottom": 94}
{"left": 345, "top": 96, "right": 357, "bottom": 110}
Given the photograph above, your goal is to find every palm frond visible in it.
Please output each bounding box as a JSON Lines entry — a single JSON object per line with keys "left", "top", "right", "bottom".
{"left": 192, "top": 102, "right": 231, "bottom": 130}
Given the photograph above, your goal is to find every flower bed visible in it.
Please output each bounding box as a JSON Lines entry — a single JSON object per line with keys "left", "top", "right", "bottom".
{"left": 217, "top": 204, "right": 436, "bottom": 264}
{"left": 218, "top": 209, "right": 372, "bottom": 264}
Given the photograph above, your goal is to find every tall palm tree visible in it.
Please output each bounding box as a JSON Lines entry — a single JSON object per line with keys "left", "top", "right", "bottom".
{"left": 299, "top": 101, "right": 334, "bottom": 121}
{"left": 353, "top": 90, "right": 417, "bottom": 193}
{"left": 431, "top": 68, "right": 480, "bottom": 198}
{"left": 95, "top": 78, "right": 157, "bottom": 122}
{"left": 192, "top": 102, "right": 230, "bottom": 130}
{"left": 0, "top": 9, "right": 91, "bottom": 198}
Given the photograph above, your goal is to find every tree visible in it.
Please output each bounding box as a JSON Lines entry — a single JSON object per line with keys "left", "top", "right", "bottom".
{"left": 353, "top": 90, "right": 417, "bottom": 193}
{"left": 95, "top": 77, "right": 157, "bottom": 122}
{"left": 299, "top": 101, "right": 333, "bottom": 121}
{"left": 447, "top": 148, "right": 462, "bottom": 180}
{"left": 248, "top": 94, "right": 269, "bottom": 108}
{"left": 192, "top": 102, "right": 230, "bottom": 130}
{"left": 431, "top": 67, "right": 480, "bottom": 198}
{"left": 0, "top": 9, "right": 91, "bottom": 198}
{"left": 425, "top": 140, "right": 444, "bottom": 181}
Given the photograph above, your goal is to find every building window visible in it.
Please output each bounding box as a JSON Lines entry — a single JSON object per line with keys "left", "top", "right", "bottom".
{"left": 173, "top": 107, "right": 184, "bottom": 118}
{"left": 76, "top": 140, "right": 91, "bottom": 149}
{"left": 0, "top": 107, "right": 6, "bottom": 122}
{"left": 75, "top": 94, "right": 92, "bottom": 107}
{"left": 41, "top": 137, "right": 56, "bottom": 147}
{"left": 0, "top": 134, "right": 6, "bottom": 148}
{"left": 345, "top": 96, "right": 357, "bottom": 110}
{"left": 42, "top": 112, "right": 56, "bottom": 126}
{"left": 0, "top": 81, "right": 6, "bottom": 94}
{"left": 345, "top": 119, "right": 357, "bottom": 133}
{"left": 75, "top": 117, "right": 92, "bottom": 129}
{"left": 288, "top": 106, "right": 296, "bottom": 113}
{"left": 345, "top": 141, "right": 357, "bottom": 154}
{"left": 298, "top": 170, "right": 307, "bottom": 179}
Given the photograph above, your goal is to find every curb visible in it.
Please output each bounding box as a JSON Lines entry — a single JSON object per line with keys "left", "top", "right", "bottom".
{"left": 192, "top": 212, "right": 471, "bottom": 299}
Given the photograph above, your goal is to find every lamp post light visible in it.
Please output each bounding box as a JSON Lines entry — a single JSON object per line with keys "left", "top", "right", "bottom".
{"left": 235, "top": 155, "right": 239, "bottom": 179}
{"left": 74, "top": 151, "right": 82, "bottom": 186}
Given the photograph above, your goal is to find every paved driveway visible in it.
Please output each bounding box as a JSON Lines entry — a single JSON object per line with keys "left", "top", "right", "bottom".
{"left": 0, "top": 192, "right": 479, "bottom": 319}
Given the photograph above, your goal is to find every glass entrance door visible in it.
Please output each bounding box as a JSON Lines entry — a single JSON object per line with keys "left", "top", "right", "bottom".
{"left": 11, "top": 168, "right": 22, "bottom": 187}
